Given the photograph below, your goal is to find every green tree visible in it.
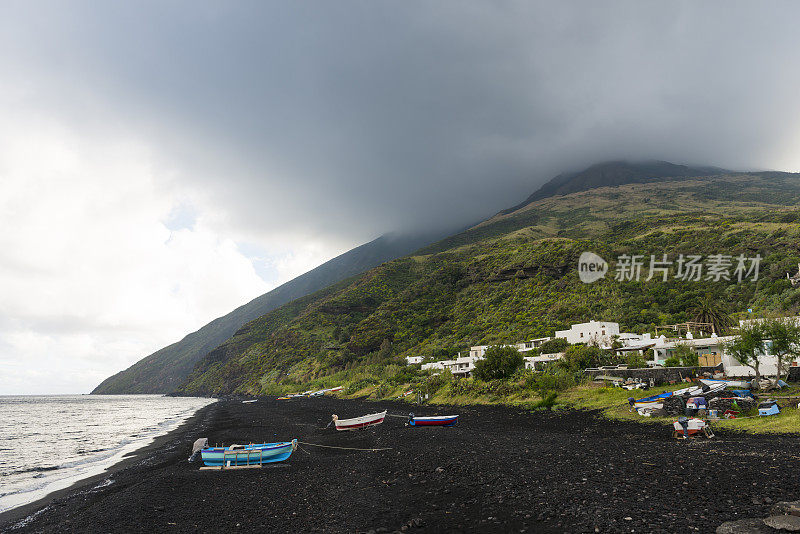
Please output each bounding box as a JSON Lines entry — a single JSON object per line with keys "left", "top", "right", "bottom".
{"left": 673, "top": 343, "right": 699, "bottom": 367}
{"left": 625, "top": 353, "right": 648, "bottom": 369}
{"left": 761, "top": 317, "right": 800, "bottom": 385}
{"left": 558, "top": 345, "right": 613, "bottom": 372}
{"left": 723, "top": 322, "right": 766, "bottom": 381}
{"left": 473, "top": 346, "right": 524, "bottom": 380}
{"left": 689, "top": 294, "right": 734, "bottom": 334}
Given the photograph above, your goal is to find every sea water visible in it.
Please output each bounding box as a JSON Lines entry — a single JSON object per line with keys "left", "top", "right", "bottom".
{"left": 0, "top": 394, "right": 214, "bottom": 514}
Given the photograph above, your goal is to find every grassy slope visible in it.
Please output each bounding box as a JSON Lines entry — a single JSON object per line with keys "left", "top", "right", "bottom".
{"left": 177, "top": 172, "right": 800, "bottom": 399}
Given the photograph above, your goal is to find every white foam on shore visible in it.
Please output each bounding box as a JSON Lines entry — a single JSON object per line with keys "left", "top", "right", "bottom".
{"left": 0, "top": 395, "right": 215, "bottom": 515}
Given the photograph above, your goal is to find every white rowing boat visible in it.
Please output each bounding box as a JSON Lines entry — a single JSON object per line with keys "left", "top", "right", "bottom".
{"left": 331, "top": 410, "right": 387, "bottom": 431}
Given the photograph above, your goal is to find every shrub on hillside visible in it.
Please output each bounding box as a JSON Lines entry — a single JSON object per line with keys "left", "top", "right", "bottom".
{"left": 530, "top": 366, "right": 580, "bottom": 392}
{"left": 449, "top": 378, "right": 520, "bottom": 397}
{"left": 473, "top": 345, "right": 524, "bottom": 380}
{"left": 425, "top": 369, "right": 452, "bottom": 392}
{"left": 625, "top": 353, "right": 648, "bottom": 369}
{"left": 387, "top": 365, "right": 422, "bottom": 385}
{"left": 673, "top": 343, "right": 699, "bottom": 367}
{"left": 557, "top": 345, "right": 614, "bottom": 372}
{"left": 345, "top": 377, "right": 379, "bottom": 394}
{"left": 538, "top": 337, "right": 569, "bottom": 354}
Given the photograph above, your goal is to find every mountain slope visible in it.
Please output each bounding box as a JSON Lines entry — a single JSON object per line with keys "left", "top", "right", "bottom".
{"left": 176, "top": 168, "right": 800, "bottom": 396}
{"left": 500, "top": 160, "right": 725, "bottom": 215}
{"left": 92, "top": 232, "right": 442, "bottom": 394}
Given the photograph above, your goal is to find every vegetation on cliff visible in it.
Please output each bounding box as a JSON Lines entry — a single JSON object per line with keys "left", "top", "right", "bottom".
{"left": 176, "top": 171, "right": 800, "bottom": 396}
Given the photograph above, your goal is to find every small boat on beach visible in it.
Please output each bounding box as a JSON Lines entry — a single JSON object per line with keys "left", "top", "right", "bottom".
{"left": 332, "top": 410, "right": 387, "bottom": 431}
{"left": 200, "top": 439, "right": 297, "bottom": 468}
{"left": 407, "top": 414, "right": 458, "bottom": 427}
{"left": 699, "top": 378, "right": 749, "bottom": 389}
{"left": 672, "top": 418, "right": 711, "bottom": 438}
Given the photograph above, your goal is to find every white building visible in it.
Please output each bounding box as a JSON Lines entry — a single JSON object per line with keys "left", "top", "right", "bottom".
{"left": 513, "top": 337, "right": 553, "bottom": 352}
{"left": 421, "top": 356, "right": 479, "bottom": 377}
{"left": 468, "top": 345, "right": 489, "bottom": 359}
{"left": 523, "top": 352, "right": 565, "bottom": 371}
{"left": 650, "top": 334, "right": 733, "bottom": 367}
{"left": 724, "top": 316, "right": 800, "bottom": 376}
{"left": 555, "top": 321, "right": 620, "bottom": 347}
{"left": 406, "top": 355, "right": 423, "bottom": 365}
{"left": 639, "top": 329, "right": 800, "bottom": 377}
{"left": 469, "top": 338, "right": 552, "bottom": 359}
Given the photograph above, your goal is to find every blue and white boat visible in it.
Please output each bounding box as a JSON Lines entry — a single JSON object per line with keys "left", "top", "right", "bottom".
{"left": 200, "top": 439, "right": 297, "bottom": 467}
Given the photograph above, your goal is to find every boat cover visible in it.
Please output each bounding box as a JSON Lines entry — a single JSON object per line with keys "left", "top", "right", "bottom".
{"left": 758, "top": 401, "right": 780, "bottom": 416}
{"left": 191, "top": 437, "right": 209, "bottom": 455}
{"left": 686, "top": 396, "right": 707, "bottom": 409}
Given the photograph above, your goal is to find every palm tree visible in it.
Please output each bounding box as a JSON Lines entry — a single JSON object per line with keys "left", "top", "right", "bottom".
{"left": 688, "top": 294, "right": 734, "bottom": 334}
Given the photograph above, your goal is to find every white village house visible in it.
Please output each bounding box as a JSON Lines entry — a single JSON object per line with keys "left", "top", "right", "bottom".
{"left": 410, "top": 316, "right": 800, "bottom": 379}
{"left": 417, "top": 337, "right": 554, "bottom": 377}
{"left": 468, "top": 337, "right": 552, "bottom": 359}
{"left": 555, "top": 321, "right": 619, "bottom": 347}
{"left": 617, "top": 317, "right": 800, "bottom": 377}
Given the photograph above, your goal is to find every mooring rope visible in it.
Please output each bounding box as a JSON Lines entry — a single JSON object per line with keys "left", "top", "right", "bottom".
{"left": 297, "top": 441, "right": 393, "bottom": 452}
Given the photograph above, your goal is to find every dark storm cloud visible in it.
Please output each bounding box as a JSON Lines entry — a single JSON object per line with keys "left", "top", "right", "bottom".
{"left": 4, "top": 1, "right": 800, "bottom": 242}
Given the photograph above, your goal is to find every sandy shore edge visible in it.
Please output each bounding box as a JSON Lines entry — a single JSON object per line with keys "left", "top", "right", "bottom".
{"left": 0, "top": 400, "right": 217, "bottom": 530}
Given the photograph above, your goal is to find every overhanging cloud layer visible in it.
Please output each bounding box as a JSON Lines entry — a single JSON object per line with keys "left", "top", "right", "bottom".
{"left": 2, "top": 1, "right": 800, "bottom": 392}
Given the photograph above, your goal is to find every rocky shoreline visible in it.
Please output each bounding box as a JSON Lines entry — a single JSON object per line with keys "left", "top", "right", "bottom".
{"left": 2, "top": 397, "right": 799, "bottom": 533}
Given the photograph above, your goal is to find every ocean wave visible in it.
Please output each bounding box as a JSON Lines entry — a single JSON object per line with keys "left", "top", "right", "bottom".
{"left": 0, "top": 395, "right": 214, "bottom": 514}
{"left": 9, "top": 465, "right": 60, "bottom": 475}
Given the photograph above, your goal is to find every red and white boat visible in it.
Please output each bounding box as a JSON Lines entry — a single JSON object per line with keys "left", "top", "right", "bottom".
{"left": 672, "top": 417, "right": 711, "bottom": 438}
{"left": 331, "top": 410, "right": 387, "bottom": 431}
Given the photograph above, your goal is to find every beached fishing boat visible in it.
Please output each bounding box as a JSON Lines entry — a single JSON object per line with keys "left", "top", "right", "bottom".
{"left": 408, "top": 414, "right": 458, "bottom": 427}
{"left": 672, "top": 418, "right": 710, "bottom": 438}
{"left": 200, "top": 439, "right": 297, "bottom": 467}
{"left": 699, "top": 378, "right": 749, "bottom": 389}
{"left": 332, "top": 410, "right": 387, "bottom": 431}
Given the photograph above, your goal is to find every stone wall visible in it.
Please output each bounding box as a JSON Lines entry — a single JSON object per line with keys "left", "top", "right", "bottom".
{"left": 584, "top": 364, "right": 724, "bottom": 386}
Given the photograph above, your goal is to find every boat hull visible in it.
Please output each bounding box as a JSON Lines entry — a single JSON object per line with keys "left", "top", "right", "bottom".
{"left": 200, "top": 440, "right": 297, "bottom": 466}
{"left": 409, "top": 415, "right": 458, "bottom": 427}
{"left": 673, "top": 418, "right": 706, "bottom": 435}
{"left": 333, "top": 411, "right": 387, "bottom": 431}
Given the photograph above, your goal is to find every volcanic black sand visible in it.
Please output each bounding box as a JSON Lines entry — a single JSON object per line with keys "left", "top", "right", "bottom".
{"left": 2, "top": 397, "right": 799, "bottom": 533}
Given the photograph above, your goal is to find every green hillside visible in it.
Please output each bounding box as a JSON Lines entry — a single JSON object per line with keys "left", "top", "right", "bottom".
{"left": 92, "top": 233, "right": 440, "bottom": 394}
{"left": 177, "top": 171, "right": 800, "bottom": 396}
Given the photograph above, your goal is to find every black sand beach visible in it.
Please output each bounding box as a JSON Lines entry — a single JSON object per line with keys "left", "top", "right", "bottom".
{"left": 2, "top": 397, "right": 799, "bottom": 533}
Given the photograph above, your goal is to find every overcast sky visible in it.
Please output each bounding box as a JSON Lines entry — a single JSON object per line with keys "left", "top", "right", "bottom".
{"left": 3, "top": 1, "right": 800, "bottom": 394}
